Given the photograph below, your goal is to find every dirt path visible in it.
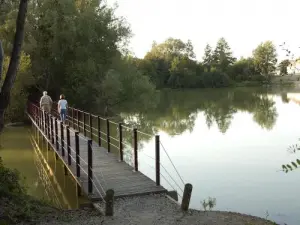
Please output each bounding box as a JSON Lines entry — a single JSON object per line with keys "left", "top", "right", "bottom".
{"left": 35, "top": 194, "right": 276, "bottom": 225}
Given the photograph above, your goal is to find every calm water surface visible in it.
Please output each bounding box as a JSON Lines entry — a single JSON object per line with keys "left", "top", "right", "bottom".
{"left": 0, "top": 127, "right": 88, "bottom": 209}
{"left": 118, "top": 87, "right": 300, "bottom": 225}
{"left": 1, "top": 87, "right": 300, "bottom": 224}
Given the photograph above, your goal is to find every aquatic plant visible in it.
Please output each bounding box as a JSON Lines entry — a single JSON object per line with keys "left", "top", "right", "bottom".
{"left": 201, "top": 197, "right": 216, "bottom": 211}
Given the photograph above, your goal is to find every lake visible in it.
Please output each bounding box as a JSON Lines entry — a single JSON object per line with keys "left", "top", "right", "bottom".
{"left": 118, "top": 87, "right": 300, "bottom": 225}
{"left": 1, "top": 87, "right": 300, "bottom": 224}
{"left": 0, "top": 126, "right": 89, "bottom": 209}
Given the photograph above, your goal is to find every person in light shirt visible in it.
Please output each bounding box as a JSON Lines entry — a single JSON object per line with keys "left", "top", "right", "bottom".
{"left": 40, "top": 91, "right": 53, "bottom": 113}
{"left": 57, "top": 94, "right": 68, "bottom": 123}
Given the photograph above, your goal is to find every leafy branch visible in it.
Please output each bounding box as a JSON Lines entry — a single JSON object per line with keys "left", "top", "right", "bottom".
{"left": 281, "top": 141, "right": 300, "bottom": 173}
{"left": 282, "top": 159, "right": 300, "bottom": 173}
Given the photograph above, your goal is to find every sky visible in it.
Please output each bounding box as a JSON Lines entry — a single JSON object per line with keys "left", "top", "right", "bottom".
{"left": 107, "top": 0, "right": 300, "bottom": 61}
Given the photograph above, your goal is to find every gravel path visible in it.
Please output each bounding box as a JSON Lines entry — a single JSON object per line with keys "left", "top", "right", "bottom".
{"left": 35, "top": 194, "right": 276, "bottom": 225}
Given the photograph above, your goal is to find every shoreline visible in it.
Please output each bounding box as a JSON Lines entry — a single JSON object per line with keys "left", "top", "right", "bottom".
{"left": 22, "top": 194, "right": 277, "bottom": 225}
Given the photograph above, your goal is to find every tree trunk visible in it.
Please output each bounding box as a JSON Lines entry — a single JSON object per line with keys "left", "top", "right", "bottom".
{"left": 0, "top": 40, "right": 3, "bottom": 84}
{"left": 0, "top": 0, "right": 28, "bottom": 134}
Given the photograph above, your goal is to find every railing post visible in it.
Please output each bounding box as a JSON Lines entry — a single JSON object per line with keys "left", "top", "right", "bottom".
{"left": 67, "top": 126, "right": 71, "bottom": 165}
{"left": 40, "top": 110, "right": 43, "bottom": 129}
{"left": 97, "top": 116, "right": 101, "bottom": 146}
{"left": 118, "top": 123, "right": 123, "bottom": 161}
{"left": 40, "top": 109, "right": 43, "bottom": 129}
{"left": 72, "top": 108, "right": 75, "bottom": 129}
{"left": 75, "top": 132, "right": 80, "bottom": 177}
{"left": 47, "top": 113, "right": 51, "bottom": 140}
{"left": 43, "top": 110, "right": 46, "bottom": 133}
{"left": 77, "top": 110, "right": 80, "bottom": 132}
{"left": 60, "top": 121, "right": 65, "bottom": 156}
{"left": 50, "top": 116, "right": 54, "bottom": 144}
{"left": 88, "top": 140, "right": 93, "bottom": 194}
{"left": 155, "top": 135, "right": 160, "bottom": 186}
{"left": 44, "top": 111, "right": 48, "bottom": 137}
{"left": 181, "top": 183, "right": 193, "bottom": 211}
{"left": 83, "top": 113, "right": 86, "bottom": 136}
{"left": 89, "top": 113, "right": 92, "bottom": 139}
{"left": 55, "top": 119, "right": 59, "bottom": 151}
{"left": 133, "top": 128, "right": 138, "bottom": 171}
{"left": 106, "top": 119, "right": 110, "bottom": 152}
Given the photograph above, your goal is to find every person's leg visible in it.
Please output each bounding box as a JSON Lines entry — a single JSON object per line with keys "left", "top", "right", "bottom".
{"left": 62, "top": 109, "right": 66, "bottom": 123}
{"left": 60, "top": 110, "right": 63, "bottom": 122}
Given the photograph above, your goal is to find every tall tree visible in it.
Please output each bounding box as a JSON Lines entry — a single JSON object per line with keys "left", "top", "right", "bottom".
{"left": 202, "top": 44, "right": 213, "bottom": 72}
{"left": 0, "top": 41, "right": 3, "bottom": 82}
{"left": 212, "top": 37, "right": 236, "bottom": 72}
{"left": 252, "top": 41, "right": 277, "bottom": 80}
{"left": 0, "top": 0, "right": 28, "bottom": 133}
{"left": 278, "top": 59, "right": 290, "bottom": 76}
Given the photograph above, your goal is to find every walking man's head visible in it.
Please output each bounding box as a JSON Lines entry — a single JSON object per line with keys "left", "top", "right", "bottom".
{"left": 60, "top": 94, "right": 65, "bottom": 99}
{"left": 43, "top": 91, "right": 47, "bottom": 96}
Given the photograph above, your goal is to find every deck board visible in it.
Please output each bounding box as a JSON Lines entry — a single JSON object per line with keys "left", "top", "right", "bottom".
{"left": 44, "top": 118, "right": 166, "bottom": 201}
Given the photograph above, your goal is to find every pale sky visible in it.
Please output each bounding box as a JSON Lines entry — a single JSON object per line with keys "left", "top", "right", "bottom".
{"left": 107, "top": 0, "right": 300, "bottom": 61}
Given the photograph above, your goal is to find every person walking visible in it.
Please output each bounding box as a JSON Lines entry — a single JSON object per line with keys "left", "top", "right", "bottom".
{"left": 57, "top": 94, "right": 68, "bottom": 123}
{"left": 40, "top": 91, "right": 53, "bottom": 113}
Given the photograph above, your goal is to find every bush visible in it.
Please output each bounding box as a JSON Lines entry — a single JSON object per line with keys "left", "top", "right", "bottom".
{"left": 202, "top": 71, "right": 231, "bottom": 88}
{"left": 0, "top": 157, "right": 26, "bottom": 198}
{"left": 0, "top": 157, "right": 55, "bottom": 224}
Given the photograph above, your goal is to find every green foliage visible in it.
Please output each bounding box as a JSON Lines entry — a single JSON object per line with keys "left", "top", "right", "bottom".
{"left": 201, "top": 197, "right": 216, "bottom": 211}
{"left": 278, "top": 59, "right": 290, "bottom": 76}
{"left": 281, "top": 143, "right": 300, "bottom": 173}
{"left": 136, "top": 37, "right": 272, "bottom": 90}
{"left": 1, "top": 52, "right": 34, "bottom": 122}
{"left": 253, "top": 41, "right": 277, "bottom": 80}
{"left": 0, "top": 156, "right": 57, "bottom": 224}
{"left": 212, "top": 37, "right": 236, "bottom": 72}
{"left": 0, "top": 157, "right": 25, "bottom": 197}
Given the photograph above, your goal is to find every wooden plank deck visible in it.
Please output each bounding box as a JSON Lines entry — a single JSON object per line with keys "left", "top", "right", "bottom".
{"left": 43, "top": 117, "right": 167, "bottom": 201}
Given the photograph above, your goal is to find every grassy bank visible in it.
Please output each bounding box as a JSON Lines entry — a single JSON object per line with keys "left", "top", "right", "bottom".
{"left": 0, "top": 157, "right": 56, "bottom": 224}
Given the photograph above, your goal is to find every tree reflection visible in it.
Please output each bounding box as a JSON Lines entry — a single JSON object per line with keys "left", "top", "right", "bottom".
{"left": 118, "top": 88, "right": 278, "bottom": 140}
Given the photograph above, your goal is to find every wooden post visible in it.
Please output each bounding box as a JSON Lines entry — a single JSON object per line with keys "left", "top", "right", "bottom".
{"left": 89, "top": 113, "right": 92, "bottom": 139}
{"left": 42, "top": 110, "right": 44, "bottom": 132}
{"left": 77, "top": 110, "right": 80, "bottom": 132}
{"left": 37, "top": 108, "right": 39, "bottom": 127}
{"left": 47, "top": 113, "right": 50, "bottom": 139}
{"left": 133, "top": 128, "right": 138, "bottom": 171}
{"left": 60, "top": 121, "right": 65, "bottom": 156}
{"left": 181, "top": 183, "right": 193, "bottom": 211}
{"left": 67, "top": 126, "right": 71, "bottom": 165}
{"left": 105, "top": 189, "right": 115, "bottom": 216}
{"left": 75, "top": 132, "right": 80, "bottom": 177}
{"left": 88, "top": 140, "right": 93, "bottom": 194}
{"left": 106, "top": 119, "right": 110, "bottom": 152}
{"left": 64, "top": 165, "right": 68, "bottom": 175}
{"left": 72, "top": 108, "right": 75, "bottom": 129}
{"left": 77, "top": 183, "right": 82, "bottom": 197}
{"left": 45, "top": 112, "right": 48, "bottom": 137}
{"left": 118, "top": 123, "right": 123, "bottom": 161}
{"left": 155, "top": 135, "right": 160, "bottom": 186}
{"left": 97, "top": 116, "right": 101, "bottom": 146}
{"left": 55, "top": 119, "right": 59, "bottom": 151}
{"left": 83, "top": 113, "right": 86, "bottom": 136}
{"left": 50, "top": 115, "right": 54, "bottom": 144}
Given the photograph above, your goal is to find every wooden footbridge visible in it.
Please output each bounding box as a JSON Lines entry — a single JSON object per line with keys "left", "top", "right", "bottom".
{"left": 27, "top": 102, "right": 186, "bottom": 204}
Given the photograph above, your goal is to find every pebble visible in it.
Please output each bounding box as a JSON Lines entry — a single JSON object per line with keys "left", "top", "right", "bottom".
{"left": 33, "top": 194, "right": 276, "bottom": 225}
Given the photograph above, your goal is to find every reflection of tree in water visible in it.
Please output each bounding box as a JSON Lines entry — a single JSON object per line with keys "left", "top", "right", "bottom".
{"left": 252, "top": 96, "right": 278, "bottom": 130}
{"left": 281, "top": 93, "right": 290, "bottom": 103}
{"left": 118, "top": 88, "right": 278, "bottom": 139}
